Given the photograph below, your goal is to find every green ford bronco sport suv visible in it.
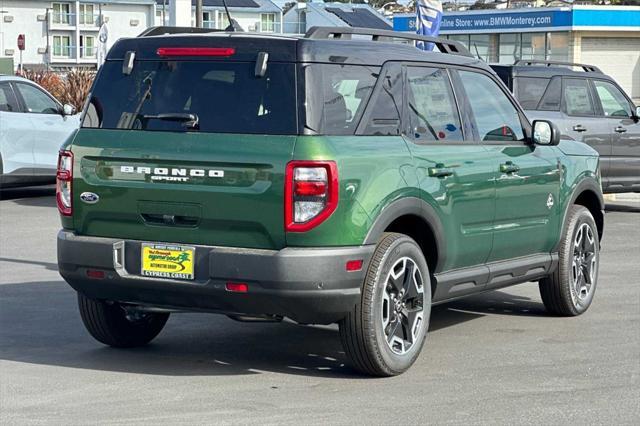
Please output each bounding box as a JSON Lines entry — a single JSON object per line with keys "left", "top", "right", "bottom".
{"left": 57, "top": 27, "right": 604, "bottom": 376}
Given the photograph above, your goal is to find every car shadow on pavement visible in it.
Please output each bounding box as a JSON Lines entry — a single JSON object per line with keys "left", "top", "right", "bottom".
{"left": 0, "top": 280, "right": 546, "bottom": 378}
{"left": 0, "top": 257, "right": 58, "bottom": 271}
{"left": 605, "top": 203, "right": 640, "bottom": 213}
{"left": 0, "top": 186, "right": 55, "bottom": 201}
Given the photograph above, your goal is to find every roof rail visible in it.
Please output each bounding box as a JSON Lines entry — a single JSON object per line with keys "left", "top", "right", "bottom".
{"left": 514, "top": 59, "right": 602, "bottom": 73}
{"left": 304, "top": 26, "right": 473, "bottom": 57}
{"left": 138, "top": 26, "right": 225, "bottom": 38}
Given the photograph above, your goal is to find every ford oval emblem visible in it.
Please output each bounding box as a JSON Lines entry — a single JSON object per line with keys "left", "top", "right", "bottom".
{"left": 80, "top": 192, "right": 100, "bottom": 204}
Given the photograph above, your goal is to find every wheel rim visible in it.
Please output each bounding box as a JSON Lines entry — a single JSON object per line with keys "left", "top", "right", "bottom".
{"left": 571, "top": 222, "right": 597, "bottom": 305}
{"left": 380, "top": 257, "right": 425, "bottom": 356}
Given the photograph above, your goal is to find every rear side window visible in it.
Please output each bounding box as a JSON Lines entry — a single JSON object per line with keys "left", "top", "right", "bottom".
{"left": 458, "top": 70, "right": 524, "bottom": 142}
{"left": 515, "top": 77, "right": 550, "bottom": 110}
{"left": 304, "top": 64, "right": 378, "bottom": 135}
{"left": 538, "top": 77, "right": 561, "bottom": 111}
{"left": 562, "top": 78, "right": 595, "bottom": 116}
{"left": 406, "top": 67, "right": 462, "bottom": 142}
{"left": 361, "top": 65, "right": 402, "bottom": 136}
{"left": 83, "top": 60, "right": 297, "bottom": 134}
{"left": 0, "top": 83, "right": 19, "bottom": 112}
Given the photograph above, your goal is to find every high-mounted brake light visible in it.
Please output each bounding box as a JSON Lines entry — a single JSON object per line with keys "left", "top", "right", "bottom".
{"left": 285, "top": 161, "right": 338, "bottom": 232}
{"left": 56, "top": 150, "right": 73, "bottom": 216}
{"left": 156, "top": 47, "right": 236, "bottom": 57}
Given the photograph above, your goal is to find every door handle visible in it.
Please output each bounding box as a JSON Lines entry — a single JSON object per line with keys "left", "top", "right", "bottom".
{"left": 428, "top": 165, "right": 454, "bottom": 178}
{"left": 500, "top": 161, "right": 520, "bottom": 174}
{"left": 573, "top": 124, "right": 587, "bottom": 132}
{"left": 614, "top": 126, "right": 627, "bottom": 133}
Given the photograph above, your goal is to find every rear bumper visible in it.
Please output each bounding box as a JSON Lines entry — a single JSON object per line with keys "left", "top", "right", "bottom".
{"left": 57, "top": 230, "right": 374, "bottom": 324}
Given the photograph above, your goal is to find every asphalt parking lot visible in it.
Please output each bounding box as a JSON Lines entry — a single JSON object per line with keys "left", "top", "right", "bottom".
{"left": 0, "top": 187, "right": 638, "bottom": 425}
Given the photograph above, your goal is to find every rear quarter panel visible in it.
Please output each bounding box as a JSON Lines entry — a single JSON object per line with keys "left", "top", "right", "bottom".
{"left": 286, "top": 135, "right": 416, "bottom": 247}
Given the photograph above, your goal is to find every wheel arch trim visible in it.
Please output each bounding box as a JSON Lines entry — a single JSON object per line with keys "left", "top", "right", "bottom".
{"left": 556, "top": 177, "right": 604, "bottom": 252}
{"left": 363, "top": 197, "right": 446, "bottom": 272}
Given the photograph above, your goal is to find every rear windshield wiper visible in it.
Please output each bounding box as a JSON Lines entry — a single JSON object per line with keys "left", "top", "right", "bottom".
{"left": 142, "top": 113, "right": 199, "bottom": 130}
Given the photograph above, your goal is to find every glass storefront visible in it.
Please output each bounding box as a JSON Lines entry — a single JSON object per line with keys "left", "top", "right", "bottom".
{"left": 469, "top": 34, "right": 492, "bottom": 62}
{"left": 521, "top": 33, "right": 547, "bottom": 61}
{"left": 499, "top": 34, "right": 520, "bottom": 65}
{"left": 546, "top": 32, "right": 569, "bottom": 62}
{"left": 447, "top": 31, "right": 570, "bottom": 64}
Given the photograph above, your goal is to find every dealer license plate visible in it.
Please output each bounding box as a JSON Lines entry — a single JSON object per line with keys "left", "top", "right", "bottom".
{"left": 141, "top": 243, "right": 195, "bottom": 280}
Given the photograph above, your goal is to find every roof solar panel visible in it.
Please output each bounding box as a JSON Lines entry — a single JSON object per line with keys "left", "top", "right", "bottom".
{"left": 325, "top": 8, "right": 392, "bottom": 30}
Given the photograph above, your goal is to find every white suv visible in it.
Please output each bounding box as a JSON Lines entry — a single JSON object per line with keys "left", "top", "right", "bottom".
{"left": 0, "top": 75, "right": 80, "bottom": 188}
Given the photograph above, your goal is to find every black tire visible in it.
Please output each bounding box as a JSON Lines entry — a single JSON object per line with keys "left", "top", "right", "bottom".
{"left": 78, "top": 293, "right": 169, "bottom": 348}
{"left": 339, "top": 232, "right": 431, "bottom": 376}
{"left": 539, "top": 205, "right": 599, "bottom": 316}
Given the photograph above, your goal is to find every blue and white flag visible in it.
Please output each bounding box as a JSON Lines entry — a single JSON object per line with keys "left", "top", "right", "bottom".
{"left": 416, "top": 0, "right": 443, "bottom": 51}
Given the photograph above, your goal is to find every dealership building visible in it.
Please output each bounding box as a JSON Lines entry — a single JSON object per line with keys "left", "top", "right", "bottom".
{"left": 393, "top": 5, "right": 640, "bottom": 102}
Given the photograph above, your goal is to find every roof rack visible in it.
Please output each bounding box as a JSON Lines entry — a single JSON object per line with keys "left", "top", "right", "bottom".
{"left": 514, "top": 59, "right": 602, "bottom": 73}
{"left": 138, "top": 26, "right": 225, "bottom": 38}
{"left": 304, "top": 26, "right": 473, "bottom": 57}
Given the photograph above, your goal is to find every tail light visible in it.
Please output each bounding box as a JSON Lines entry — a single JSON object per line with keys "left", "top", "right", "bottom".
{"left": 56, "top": 150, "right": 73, "bottom": 216}
{"left": 285, "top": 161, "right": 338, "bottom": 232}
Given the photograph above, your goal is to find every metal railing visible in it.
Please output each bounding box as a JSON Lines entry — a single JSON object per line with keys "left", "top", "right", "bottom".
{"left": 201, "top": 20, "right": 282, "bottom": 33}
{"left": 52, "top": 45, "right": 74, "bottom": 58}
{"left": 51, "top": 11, "right": 75, "bottom": 26}
{"left": 79, "top": 46, "right": 96, "bottom": 58}
{"left": 78, "top": 13, "right": 100, "bottom": 26}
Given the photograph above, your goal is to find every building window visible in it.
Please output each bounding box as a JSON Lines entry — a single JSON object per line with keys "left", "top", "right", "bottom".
{"left": 79, "top": 4, "right": 95, "bottom": 25}
{"left": 447, "top": 34, "right": 470, "bottom": 49}
{"left": 261, "top": 13, "right": 276, "bottom": 33}
{"left": 80, "top": 35, "right": 95, "bottom": 58}
{"left": 52, "top": 3, "right": 71, "bottom": 25}
{"left": 216, "top": 10, "right": 230, "bottom": 30}
{"left": 498, "top": 34, "right": 521, "bottom": 65}
{"left": 469, "top": 34, "right": 495, "bottom": 62}
{"left": 521, "top": 33, "right": 546, "bottom": 61}
{"left": 546, "top": 32, "right": 569, "bottom": 62}
{"left": 53, "top": 35, "right": 72, "bottom": 57}
{"left": 202, "top": 11, "right": 213, "bottom": 28}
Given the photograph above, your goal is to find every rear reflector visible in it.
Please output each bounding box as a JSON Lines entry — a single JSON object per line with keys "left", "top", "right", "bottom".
{"left": 156, "top": 47, "right": 236, "bottom": 57}
{"left": 86, "top": 269, "right": 105, "bottom": 279}
{"left": 346, "top": 260, "right": 363, "bottom": 272}
{"left": 294, "top": 181, "right": 327, "bottom": 197}
{"left": 226, "top": 282, "right": 248, "bottom": 293}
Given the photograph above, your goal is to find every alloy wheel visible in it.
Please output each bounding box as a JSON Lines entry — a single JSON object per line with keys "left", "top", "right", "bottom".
{"left": 571, "top": 222, "right": 597, "bottom": 305}
{"left": 380, "top": 257, "right": 425, "bottom": 355}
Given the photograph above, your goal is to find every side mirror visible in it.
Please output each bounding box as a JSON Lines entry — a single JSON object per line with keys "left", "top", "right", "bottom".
{"left": 532, "top": 120, "right": 560, "bottom": 146}
{"left": 634, "top": 106, "right": 640, "bottom": 120}
{"left": 61, "top": 104, "right": 76, "bottom": 116}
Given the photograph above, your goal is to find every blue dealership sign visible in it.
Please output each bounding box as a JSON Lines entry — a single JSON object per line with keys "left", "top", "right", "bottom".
{"left": 394, "top": 9, "right": 572, "bottom": 33}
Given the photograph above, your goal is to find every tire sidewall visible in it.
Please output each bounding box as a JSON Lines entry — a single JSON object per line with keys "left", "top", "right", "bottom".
{"left": 562, "top": 207, "right": 599, "bottom": 314}
{"left": 367, "top": 236, "right": 432, "bottom": 374}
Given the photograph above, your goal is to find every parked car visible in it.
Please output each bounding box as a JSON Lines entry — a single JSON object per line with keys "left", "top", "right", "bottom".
{"left": 491, "top": 60, "right": 640, "bottom": 193}
{"left": 57, "top": 27, "right": 604, "bottom": 376}
{"left": 0, "top": 75, "right": 79, "bottom": 188}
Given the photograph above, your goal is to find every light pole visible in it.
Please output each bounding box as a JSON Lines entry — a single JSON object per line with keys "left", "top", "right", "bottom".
{"left": 196, "top": 0, "right": 203, "bottom": 27}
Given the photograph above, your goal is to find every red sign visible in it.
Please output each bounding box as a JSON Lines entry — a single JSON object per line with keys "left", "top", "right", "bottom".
{"left": 17, "top": 34, "right": 25, "bottom": 51}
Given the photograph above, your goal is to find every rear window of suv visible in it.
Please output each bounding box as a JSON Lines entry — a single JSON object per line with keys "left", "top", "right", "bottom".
{"left": 515, "top": 77, "right": 549, "bottom": 109}
{"left": 82, "top": 60, "right": 297, "bottom": 134}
